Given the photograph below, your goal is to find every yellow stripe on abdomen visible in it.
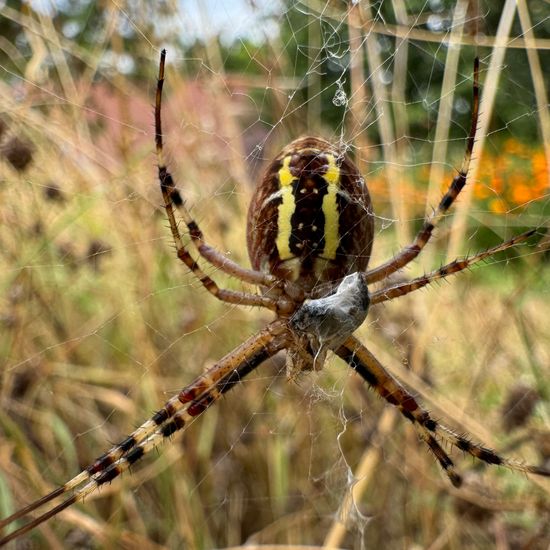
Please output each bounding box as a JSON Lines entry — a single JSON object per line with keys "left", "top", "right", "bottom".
{"left": 321, "top": 154, "right": 340, "bottom": 259}
{"left": 276, "top": 156, "right": 295, "bottom": 261}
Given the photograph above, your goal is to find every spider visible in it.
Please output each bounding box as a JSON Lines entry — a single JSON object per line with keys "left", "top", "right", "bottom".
{"left": 0, "top": 50, "right": 548, "bottom": 546}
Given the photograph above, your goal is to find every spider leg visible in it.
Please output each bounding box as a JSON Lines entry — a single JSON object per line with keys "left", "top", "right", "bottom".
{"left": 337, "top": 338, "right": 461, "bottom": 486}
{"left": 365, "top": 58, "right": 480, "bottom": 285}
{"left": 156, "top": 51, "right": 282, "bottom": 310}
{"left": 336, "top": 336, "right": 550, "bottom": 486}
{"left": 370, "top": 229, "right": 535, "bottom": 305}
{"left": 0, "top": 321, "right": 289, "bottom": 546}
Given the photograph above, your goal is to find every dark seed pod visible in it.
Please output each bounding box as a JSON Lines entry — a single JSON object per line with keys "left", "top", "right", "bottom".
{"left": 501, "top": 384, "right": 540, "bottom": 432}
{"left": 86, "top": 240, "right": 112, "bottom": 271}
{"left": 43, "top": 182, "right": 65, "bottom": 202}
{"left": 1, "top": 136, "right": 34, "bottom": 172}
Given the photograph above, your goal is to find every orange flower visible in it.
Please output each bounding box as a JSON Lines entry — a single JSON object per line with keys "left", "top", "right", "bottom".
{"left": 532, "top": 152, "right": 549, "bottom": 192}
{"left": 503, "top": 138, "right": 527, "bottom": 157}
{"left": 474, "top": 182, "right": 490, "bottom": 199}
{"left": 488, "top": 198, "right": 508, "bottom": 214}
{"left": 531, "top": 151, "right": 547, "bottom": 172}
{"left": 491, "top": 175, "right": 504, "bottom": 194}
{"left": 511, "top": 183, "right": 534, "bottom": 206}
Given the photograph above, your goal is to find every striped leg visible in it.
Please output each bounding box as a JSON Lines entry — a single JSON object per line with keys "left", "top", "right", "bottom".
{"left": 370, "top": 229, "right": 535, "bottom": 305}
{"left": 365, "top": 58, "right": 480, "bottom": 285}
{"left": 155, "top": 51, "right": 282, "bottom": 308}
{"left": 0, "top": 321, "right": 289, "bottom": 546}
{"left": 336, "top": 336, "right": 550, "bottom": 486}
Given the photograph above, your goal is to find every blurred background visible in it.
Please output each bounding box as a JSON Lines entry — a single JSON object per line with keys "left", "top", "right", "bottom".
{"left": 0, "top": 1, "right": 549, "bottom": 548}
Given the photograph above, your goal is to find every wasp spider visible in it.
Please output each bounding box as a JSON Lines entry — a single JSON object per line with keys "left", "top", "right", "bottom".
{"left": 1, "top": 51, "right": 548, "bottom": 546}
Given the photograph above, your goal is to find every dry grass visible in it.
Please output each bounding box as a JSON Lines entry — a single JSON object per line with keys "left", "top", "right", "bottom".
{"left": 1, "top": 3, "right": 549, "bottom": 549}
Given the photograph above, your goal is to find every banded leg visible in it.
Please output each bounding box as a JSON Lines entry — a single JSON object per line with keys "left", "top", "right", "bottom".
{"left": 365, "top": 58, "right": 480, "bottom": 285}
{"left": 156, "top": 51, "right": 283, "bottom": 309}
{"left": 370, "top": 229, "right": 535, "bottom": 305}
{"left": 0, "top": 321, "right": 289, "bottom": 546}
{"left": 336, "top": 336, "right": 550, "bottom": 485}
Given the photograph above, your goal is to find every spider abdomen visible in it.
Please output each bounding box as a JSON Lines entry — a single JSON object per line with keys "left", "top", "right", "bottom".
{"left": 247, "top": 136, "right": 374, "bottom": 291}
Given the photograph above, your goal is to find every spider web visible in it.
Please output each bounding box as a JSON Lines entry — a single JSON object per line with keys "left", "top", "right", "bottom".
{"left": 1, "top": 1, "right": 549, "bottom": 548}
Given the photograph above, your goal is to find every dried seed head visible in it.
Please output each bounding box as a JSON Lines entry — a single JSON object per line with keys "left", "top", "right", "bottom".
{"left": 501, "top": 384, "right": 540, "bottom": 432}
{"left": 86, "top": 240, "right": 112, "bottom": 271}
{"left": 43, "top": 182, "right": 65, "bottom": 202}
{"left": 1, "top": 136, "right": 34, "bottom": 172}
